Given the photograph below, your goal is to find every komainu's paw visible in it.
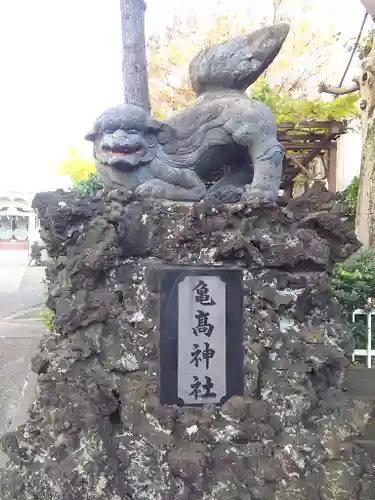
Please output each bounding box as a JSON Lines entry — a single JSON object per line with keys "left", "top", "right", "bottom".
{"left": 134, "top": 179, "right": 206, "bottom": 202}
{"left": 206, "top": 185, "right": 245, "bottom": 204}
{"left": 134, "top": 180, "right": 164, "bottom": 199}
{"left": 240, "top": 189, "right": 277, "bottom": 206}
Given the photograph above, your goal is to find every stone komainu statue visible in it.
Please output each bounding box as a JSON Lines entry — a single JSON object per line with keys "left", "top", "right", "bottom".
{"left": 85, "top": 24, "right": 290, "bottom": 203}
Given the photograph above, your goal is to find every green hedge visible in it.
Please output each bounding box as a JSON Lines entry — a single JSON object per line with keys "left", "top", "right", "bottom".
{"left": 331, "top": 248, "right": 375, "bottom": 349}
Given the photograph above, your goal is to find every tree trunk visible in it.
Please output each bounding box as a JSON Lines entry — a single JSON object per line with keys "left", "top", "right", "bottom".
{"left": 355, "top": 34, "right": 375, "bottom": 246}
{"left": 120, "top": 0, "right": 150, "bottom": 110}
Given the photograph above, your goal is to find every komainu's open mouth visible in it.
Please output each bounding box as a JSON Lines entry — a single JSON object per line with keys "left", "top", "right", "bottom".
{"left": 102, "top": 145, "right": 144, "bottom": 156}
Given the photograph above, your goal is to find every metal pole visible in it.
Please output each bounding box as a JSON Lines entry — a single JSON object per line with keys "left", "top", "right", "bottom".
{"left": 367, "top": 297, "right": 372, "bottom": 368}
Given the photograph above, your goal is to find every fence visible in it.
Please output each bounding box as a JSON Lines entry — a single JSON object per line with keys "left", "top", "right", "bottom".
{"left": 352, "top": 298, "right": 375, "bottom": 368}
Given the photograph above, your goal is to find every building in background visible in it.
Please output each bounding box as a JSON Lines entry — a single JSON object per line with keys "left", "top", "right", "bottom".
{"left": 0, "top": 191, "right": 40, "bottom": 251}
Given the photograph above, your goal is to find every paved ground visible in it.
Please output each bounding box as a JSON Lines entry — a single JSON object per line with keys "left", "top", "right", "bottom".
{"left": 0, "top": 252, "right": 46, "bottom": 469}
{"left": 0, "top": 251, "right": 46, "bottom": 317}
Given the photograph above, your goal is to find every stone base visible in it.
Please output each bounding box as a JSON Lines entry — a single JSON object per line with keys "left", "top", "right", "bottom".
{"left": 0, "top": 183, "right": 374, "bottom": 499}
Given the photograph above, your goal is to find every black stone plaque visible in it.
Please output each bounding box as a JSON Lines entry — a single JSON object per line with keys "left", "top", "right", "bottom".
{"left": 159, "top": 266, "right": 244, "bottom": 406}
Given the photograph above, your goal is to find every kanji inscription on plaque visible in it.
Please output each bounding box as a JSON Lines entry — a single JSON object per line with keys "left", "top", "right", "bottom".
{"left": 160, "top": 267, "right": 243, "bottom": 406}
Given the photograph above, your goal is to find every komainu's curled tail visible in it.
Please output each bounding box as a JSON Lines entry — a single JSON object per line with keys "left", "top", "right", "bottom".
{"left": 189, "top": 23, "right": 290, "bottom": 95}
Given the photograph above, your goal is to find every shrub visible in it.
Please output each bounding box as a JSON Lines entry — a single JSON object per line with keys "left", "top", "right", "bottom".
{"left": 74, "top": 172, "right": 104, "bottom": 197}
{"left": 42, "top": 307, "right": 55, "bottom": 332}
{"left": 335, "top": 176, "right": 359, "bottom": 227}
{"left": 40, "top": 278, "right": 55, "bottom": 332}
{"left": 331, "top": 248, "right": 375, "bottom": 349}
{"left": 331, "top": 248, "right": 375, "bottom": 312}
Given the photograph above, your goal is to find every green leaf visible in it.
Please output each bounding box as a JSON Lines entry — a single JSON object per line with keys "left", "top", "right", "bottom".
{"left": 252, "top": 82, "right": 359, "bottom": 123}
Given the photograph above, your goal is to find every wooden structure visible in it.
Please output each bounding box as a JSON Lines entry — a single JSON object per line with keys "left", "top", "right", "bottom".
{"left": 278, "top": 120, "right": 348, "bottom": 197}
{"left": 204, "top": 120, "right": 348, "bottom": 197}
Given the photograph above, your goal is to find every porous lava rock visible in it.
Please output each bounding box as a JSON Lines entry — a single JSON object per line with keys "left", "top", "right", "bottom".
{"left": 0, "top": 182, "right": 374, "bottom": 499}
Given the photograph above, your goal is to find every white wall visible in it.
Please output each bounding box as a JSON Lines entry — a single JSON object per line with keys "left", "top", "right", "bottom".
{"left": 337, "top": 129, "right": 362, "bottom": 191}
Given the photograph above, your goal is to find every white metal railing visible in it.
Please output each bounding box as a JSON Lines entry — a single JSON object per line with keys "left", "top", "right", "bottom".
{"left": 352, "top": 298, "right": 375, "bottom": 368}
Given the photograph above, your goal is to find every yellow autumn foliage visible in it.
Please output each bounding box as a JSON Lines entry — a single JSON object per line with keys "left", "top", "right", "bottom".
{"left": 148, "top": 7, "right": 348, "bottom": 119}
{"left": 57, "top": 148, "right": 96, "bottom": 185}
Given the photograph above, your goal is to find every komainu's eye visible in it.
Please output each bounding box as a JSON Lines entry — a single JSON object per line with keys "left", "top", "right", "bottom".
{"left": 127, "top": 129, "right": 139, "bottom": 134}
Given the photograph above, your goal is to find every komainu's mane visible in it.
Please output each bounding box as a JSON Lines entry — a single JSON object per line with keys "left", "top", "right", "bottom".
{"left": 158, "top": 103, "right": 226, "bottom": 167}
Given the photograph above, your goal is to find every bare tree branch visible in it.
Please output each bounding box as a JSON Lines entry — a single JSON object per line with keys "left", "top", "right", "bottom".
{"left": 317, "top": 77, "right": 360, "bottom": 96}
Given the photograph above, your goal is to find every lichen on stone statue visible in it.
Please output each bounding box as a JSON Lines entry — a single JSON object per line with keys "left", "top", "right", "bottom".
{"left": 85, "top": 24, "right": 290, "bottom": 204}
{"left": 0, "top": 180, "right": 374, "bottom": 499}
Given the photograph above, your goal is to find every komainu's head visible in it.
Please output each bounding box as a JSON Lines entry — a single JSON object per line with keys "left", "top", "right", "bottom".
{"left": 85, "top": 104, "right": 175, "bottom": 171}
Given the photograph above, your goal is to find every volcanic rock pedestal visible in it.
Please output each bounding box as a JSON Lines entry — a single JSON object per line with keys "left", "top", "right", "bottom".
{"left": 0, "top": 183, "right": 374, "bottom": 499}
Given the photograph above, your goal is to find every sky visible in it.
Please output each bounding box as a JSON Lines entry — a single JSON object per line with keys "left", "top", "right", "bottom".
{"left": 0, "top": 0, "right": 368, "bottom": 193}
